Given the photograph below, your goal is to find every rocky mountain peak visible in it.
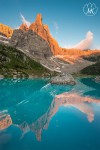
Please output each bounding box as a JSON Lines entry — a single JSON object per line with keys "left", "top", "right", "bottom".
{"left": 0, "top": 14, "right": 62, "bottom": 55}
{"left": 29, "top": 14, "right": 61, "bottom": 55}
{"left": 35, "top": 14, "right": 43, "bottom": 25}
{"left": 0, "top": 23, "right": 13, "bottom": 37}
{"left": 19, "top": 23, "right": 29, "bottom": 31}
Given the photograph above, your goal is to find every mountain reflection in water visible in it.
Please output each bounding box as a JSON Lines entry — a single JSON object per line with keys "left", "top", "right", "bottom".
{"left": 0, "top": 78, "right": 100, "bottom": 143}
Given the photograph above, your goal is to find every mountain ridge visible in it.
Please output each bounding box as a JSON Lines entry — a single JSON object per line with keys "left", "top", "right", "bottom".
{"left": 0, "top": 14, "right": 100, "bottom": 77}
{"left": 0, "top": 14, "right": 100, "bottom": 55}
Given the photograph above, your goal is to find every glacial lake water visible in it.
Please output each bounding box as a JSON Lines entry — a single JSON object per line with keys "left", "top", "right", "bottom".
{"left": 0, "top": 78, "right": 100, "bottom": 150}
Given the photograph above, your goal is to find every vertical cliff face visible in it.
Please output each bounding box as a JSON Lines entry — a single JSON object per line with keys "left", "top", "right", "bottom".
{"left": 0, "top": 23, "right": 13, "bottom": 38}
{"left": 29, "top": 14, "right": 62, "bottom": 55}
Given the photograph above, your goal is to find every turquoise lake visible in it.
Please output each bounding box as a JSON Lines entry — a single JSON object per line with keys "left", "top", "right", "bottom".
{"left": 0, "top": 78, "right": 100, "bottom": 150}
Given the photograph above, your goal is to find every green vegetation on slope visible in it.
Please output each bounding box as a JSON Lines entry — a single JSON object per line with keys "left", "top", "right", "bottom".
{"left": 82, "top": 53, "right": 100, "bottom": 62}
{"left": 81, "top": 62, "right": 100, "bottom": 75}
{"left": 80, "top": 53, "right": 100, "bottom": 75}
{"left": 0, "top": 44, "right": 54, "bottom": 78}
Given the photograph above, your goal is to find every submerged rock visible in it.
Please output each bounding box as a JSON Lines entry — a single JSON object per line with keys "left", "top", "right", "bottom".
{"left": 95, "top": 76, "right": 100, "bottom": 83}
{"left": 50, "top": 74, "right": 76, "bottom": 85}
{"left": 0, "top": 74, "right": 4, "bottom": 79}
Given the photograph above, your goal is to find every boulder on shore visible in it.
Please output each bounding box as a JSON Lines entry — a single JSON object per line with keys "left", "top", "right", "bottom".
{"left": 50, "top": 74, "right": 76, "bottom": 85}
{"left": 95, "top": 76, "right": 100, "bottom": 83}
{"left": 0, "top": 74, "right": 4, "bottom": 79}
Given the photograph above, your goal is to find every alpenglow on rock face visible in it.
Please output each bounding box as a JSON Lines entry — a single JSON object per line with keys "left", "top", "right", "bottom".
{"left": 19, "top": 23, "right": 29, "bottom": 31}
{"left": 0, "top": 24, "right": 13, "bottom": 38}
{"left": 19, "top": 14, "right": 62, "bottom": 55}
{"left": 29, "top": 14, "right": 62, "bottom": 55}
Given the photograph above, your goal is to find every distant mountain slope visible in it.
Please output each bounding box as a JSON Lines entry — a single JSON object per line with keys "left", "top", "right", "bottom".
{"left": 0, "top": 44, "right": 54, "bottom": 78}
{"left": 81, "top": 63, "right": 100, "bottom": 75}
{"left": 82, "top": 52, "right": 100, "bottom": 62}
{"left": 80, "top": 53, "right": 100, "bottom": 75}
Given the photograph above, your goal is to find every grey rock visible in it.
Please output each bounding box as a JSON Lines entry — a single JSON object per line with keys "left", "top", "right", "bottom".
{"left": 50, "top": 73, "right": 76, "bottom": 85}
{"left": 0, "top": 34, "right": 9, "bottom": 46}
{"left": 0, "top": 74, "right": 4, "bottom": 79}
{"left": 9, "top": 29, "right": 52, "bottom": 62}
{"left": 95, "top": 76, "right": 100, "bottom": 82}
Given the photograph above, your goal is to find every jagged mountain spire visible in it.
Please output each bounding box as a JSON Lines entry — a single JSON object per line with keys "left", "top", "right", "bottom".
{"left": 35, "top": 14, "right": 43, "bottom": 25}
{"left": 29, "top": 14, "right": 61, "bottom": 55}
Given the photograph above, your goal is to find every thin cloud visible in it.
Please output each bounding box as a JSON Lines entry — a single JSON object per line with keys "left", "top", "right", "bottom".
{"left": 73, "top": 31, "right": 93, "bottom": 50}
{"left": 54, "top": 22, "right": 59, "bottom": 34}
{"left": 20, "top": 13, "right": 31, "bottom": 27}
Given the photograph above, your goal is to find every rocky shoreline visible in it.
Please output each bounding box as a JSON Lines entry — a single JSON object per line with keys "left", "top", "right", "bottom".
{"left": 1, "top": 72, "right": 100, "bottom": 86}
{"left": 0, "top": 71, "right": 76, "bottom": 86}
